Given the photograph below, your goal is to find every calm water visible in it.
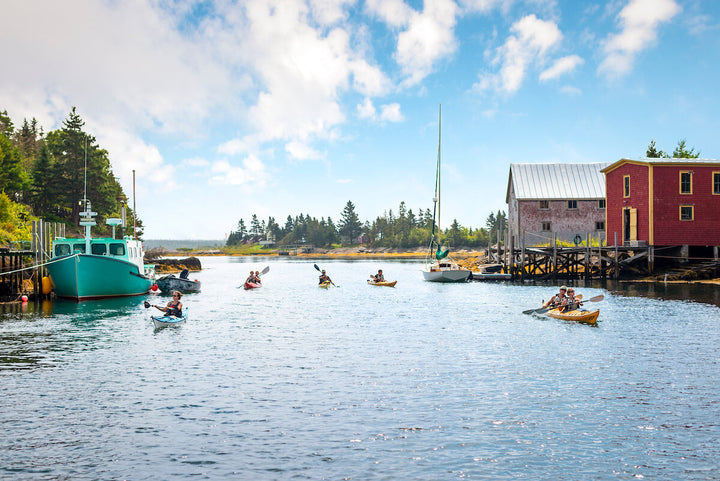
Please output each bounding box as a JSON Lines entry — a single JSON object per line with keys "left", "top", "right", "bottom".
{"left": 1, "top": 257, "right": 719, "bottom": 480}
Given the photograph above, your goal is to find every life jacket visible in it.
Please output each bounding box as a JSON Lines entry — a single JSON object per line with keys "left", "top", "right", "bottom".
{"left": 167, "top": 301, "right": 182, "bottom": 317}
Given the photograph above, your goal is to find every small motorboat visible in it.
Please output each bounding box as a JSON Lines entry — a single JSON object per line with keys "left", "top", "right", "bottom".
{"left": 367, "top": 279, "right": 397, "bottom": 287}
{"left": 156, "top": 269, "right": 201, "bottom": 293}
{"left": 151, "top": 310, "right": 188, "bottom": 329}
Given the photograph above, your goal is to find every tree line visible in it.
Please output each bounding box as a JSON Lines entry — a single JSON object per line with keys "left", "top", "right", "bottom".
{"left": 0, "top": 107, "right": 141, "bottom": 242}
{"left": 227, "top": 200, "right": 508, "bottom": 249}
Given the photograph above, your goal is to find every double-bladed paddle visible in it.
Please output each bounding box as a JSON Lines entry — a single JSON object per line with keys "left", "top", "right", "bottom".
{"left": 523, "top": 294, "right": 604, "bottom": 315}
{"left": 314, "top": 263, "right": 337, "bottom": 286}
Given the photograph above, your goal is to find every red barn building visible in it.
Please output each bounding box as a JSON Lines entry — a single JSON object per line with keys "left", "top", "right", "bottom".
{"left": 602, "top": 158, "right": 720, "bottom": 250}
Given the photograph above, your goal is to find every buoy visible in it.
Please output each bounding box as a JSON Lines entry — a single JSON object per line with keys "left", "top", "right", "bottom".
{"left": 21, "top": 295, "right": 28, "bottom": 303}
{"left": 151, "top": 284, "right": 158, "bottom": 291}
{"left": 42, "top": 276, "right": 53, "bottom": 294}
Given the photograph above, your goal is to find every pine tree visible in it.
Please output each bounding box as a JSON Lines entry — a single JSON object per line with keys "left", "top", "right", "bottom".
{"left": 338, "top": 200, "right": 362, "bottom": 245}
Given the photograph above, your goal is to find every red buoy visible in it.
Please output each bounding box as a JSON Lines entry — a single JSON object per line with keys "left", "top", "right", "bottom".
{"left": 151, "top": 284, "right": 158, "bottom": 291}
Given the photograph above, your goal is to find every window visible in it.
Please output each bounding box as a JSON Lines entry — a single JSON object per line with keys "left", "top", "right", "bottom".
{"left": 91, "top": 243, "right": 107, "bottom": 255}
{"left": 73, "top": 244, "right": 86, "bottom": 253}
{"left": 539, "top": 200, "right": 549, "bottom": 210}
{"left": 623, "top": 175, "right": 630, "bottom": 197}
{"left": 55, "top": 244, "right": 71, "bottom": 256}
{"left": 109, "top": 243, "right": 126, "bottom": 256}
{"left": 541, "top": 222, "right": 551, "bottom": 231}
{"left": 713, "top": 172, "right": 720, "bottom": 195}
{"left": 567, "top": 200, "right": 578, "bottom": 210}
{"left": 598, "top": 199, "right": 606, "bottom": 209}
{"left": 680, "top": 205, "right": 694, "bottom": 221}
{"left": 680, "top": 171, "right": 692, "bottom": 194}
{"left": 595, "top": 221, "right": 605, "bottom": 230}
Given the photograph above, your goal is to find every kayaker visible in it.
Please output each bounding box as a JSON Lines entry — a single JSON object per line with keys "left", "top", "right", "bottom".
{"left": 319, "top": 270, "right": 333, "bottom": 285}
{"left": 153, "top": 291, "right": 183, "bottom": 317}
{"left": 374, "top": 269, "right": 385, "bottom": 282}
{"left": 560, "top": 288, "right": 580, "bottom": 312}
{"left": 246, "top": 270, "right": 258, "bottom": 284}
{"left": 254, "top": 270, "right": 262, "bottom": 283}
{"left": 543, "top": 285, "right": 567, "bottom": 308}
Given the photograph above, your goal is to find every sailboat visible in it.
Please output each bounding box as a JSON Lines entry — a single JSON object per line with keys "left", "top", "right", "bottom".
{"left": 46, "top": 147, "right": 154, "bottom": 300}
{"left": 421, "top": 105, "right": 471, "bottom": 283}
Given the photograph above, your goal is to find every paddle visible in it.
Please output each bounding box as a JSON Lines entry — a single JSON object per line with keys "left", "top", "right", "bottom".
{"left": 524, "top": 294, "right": 604, "bottom": 315}
{"left": 314, "top": 263, "right": 337, "bottom": 286}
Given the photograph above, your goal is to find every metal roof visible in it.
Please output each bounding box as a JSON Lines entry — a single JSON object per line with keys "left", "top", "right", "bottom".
{"left": 601, "top": 157, "right": 720, "bottom": 173}
{"left": 507, "top": 163, "right": 609, "bottom": 201}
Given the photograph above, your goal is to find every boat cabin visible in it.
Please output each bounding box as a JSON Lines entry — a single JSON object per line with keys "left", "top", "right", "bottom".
{"left": 52, "top": 236, "right": 147, "bottom": 273}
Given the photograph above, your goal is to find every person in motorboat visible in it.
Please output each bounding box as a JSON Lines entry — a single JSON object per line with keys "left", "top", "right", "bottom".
{"left": 373, "top": 269, "right": 385, "bottom": 282}
{"left": 560, "top": 288, "right": 581, "bottom": 312}
{"left": 543, "top": 285, "right": 567, "bottom": 309}
{"left": 318, "top": 270, "right": 332, "bottom": 285}
{"left": 152, "top": 291, "right": 183, "bottom": 317}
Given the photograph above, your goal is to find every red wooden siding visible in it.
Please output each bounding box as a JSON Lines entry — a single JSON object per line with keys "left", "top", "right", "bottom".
{"left": 605, "top": 160, "right": 720, "bottom": 247}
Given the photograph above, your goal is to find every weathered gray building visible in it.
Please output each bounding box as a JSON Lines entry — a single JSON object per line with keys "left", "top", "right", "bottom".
{"left": 506, "top": 163, "right": 608, "bottom": 247}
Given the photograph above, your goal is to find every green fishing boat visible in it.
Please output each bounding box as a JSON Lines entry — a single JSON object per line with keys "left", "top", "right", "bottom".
{"left": 47, "top": 202, "right": 154, "bottom": 301}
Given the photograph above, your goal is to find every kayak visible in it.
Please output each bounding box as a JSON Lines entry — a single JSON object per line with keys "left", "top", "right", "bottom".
{"left": 244, "top": 281, "right": 262, "bottom": 290}
{"left": 319, "top": 281, "right": 332, "bottom": 289}
{"left": 367, "top": 280, "right": 397, "bottom": 287}
{"left": 151, "top": 311, "right": 188, "bottom": 329}
{"left": 545, "top": 308, "right": 599, "bottom": 324}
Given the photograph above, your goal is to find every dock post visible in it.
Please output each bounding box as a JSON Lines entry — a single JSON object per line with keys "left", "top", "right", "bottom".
{"left": 520, "top": 231, "right": 526, "bottom": 281}
{"left": 552, "top": 233, "right": 557, "bottom": 281}
{"left": 614, "top": 232, "right": 619, "bottom": 279}
{"left": 714, "top": 246, "right": 718, "bottom": 261}
{"left": 648, "top": 246, "right": 654, "bottom": 274}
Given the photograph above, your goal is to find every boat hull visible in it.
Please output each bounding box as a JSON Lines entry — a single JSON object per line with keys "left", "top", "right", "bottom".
{"left": 422, "top": 268, "right": 471, "bottom": 282}
{"left": 319, "top": 281, "right": 332, "bottom": 289}
{"left": 47, "top": 254, "right": 152, "bottom": 301}
{"left": 152, "top": 312, "right": 188, "bottom": 328}
{"left": 367, "top": 280, "right": 397, "bottom": 287}
{"left": 545, "top": 308, "right": 599, "bottom": 324}
{"left": 156, "top": 275, "right": 201, "bottom": 293}
{"left": 244, "top": 281, "right": 262, "bottom": 290}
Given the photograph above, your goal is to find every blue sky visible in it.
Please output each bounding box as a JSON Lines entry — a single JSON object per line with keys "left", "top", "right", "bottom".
{"left": 2, "top": 0, "right": 718, "bottom": 239}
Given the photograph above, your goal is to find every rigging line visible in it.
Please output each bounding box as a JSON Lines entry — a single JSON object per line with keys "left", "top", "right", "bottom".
{"left": 0, "top": 255, "right": 77, "bottom": 278}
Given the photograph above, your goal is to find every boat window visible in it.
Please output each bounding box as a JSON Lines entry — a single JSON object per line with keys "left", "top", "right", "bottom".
{"left": 109, "top": 243, "right": 126, "bottom": 256}
{"left": 73, "top": 244, "right": 86, "bottom": 254}
{"left": 91, "top": 243, "right": 107, "bottom": 255}
{"left": 55, "top": 244, "right": 71, "bottom": 256}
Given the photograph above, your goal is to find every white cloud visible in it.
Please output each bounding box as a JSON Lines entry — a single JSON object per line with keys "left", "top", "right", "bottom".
{"left": 357, "top": 98, "right": 377, "bottom": 119}
{"left": 286, "top": 141, "right": 324, "bottom": 161}
{"left": 367, "top": 0, "right": 458, "bottom": 87}
{"left": 210, "top": 156, "right": 268, "bottom": 186}
{"left": 559, "top": 85, "right": 582, "bottom": 96}
{"left": 379, "top": 103, "right": 404, "bottom": 122}
{"left": 599, "top": 0, "right": 681, "bottom": 78}
{"left": 356, "top": 98, "right": 404, "bottom": 122}
{"left": 475, "top": 14, "right": 564, "bottom": 94}
{"left": 539, "top": 55, "right": 584, "bottom": 81}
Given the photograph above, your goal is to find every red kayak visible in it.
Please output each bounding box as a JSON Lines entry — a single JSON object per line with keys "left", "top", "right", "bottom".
{"left": 244, "top": 281, "right": 262, "bottom": 290}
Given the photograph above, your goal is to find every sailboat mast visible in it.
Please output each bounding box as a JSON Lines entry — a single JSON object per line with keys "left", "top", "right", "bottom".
{"left": 437, "top": 103, "right": 441, "bottom": 234}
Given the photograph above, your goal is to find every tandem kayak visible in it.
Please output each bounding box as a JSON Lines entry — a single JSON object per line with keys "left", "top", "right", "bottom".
{"left": 244, "top": 281, "right": 262, "bottom": 290}
{"left": 151, "top": 311, "right": 188, "bottom": 329}
{"left": 319, "top": 281, "right": 332, "bottom": 289}
{"left": 545, "top": 308, "right": 599, "bottom": 324}
{"left": 367, "top": 280, "right": 397, "bottom": 287}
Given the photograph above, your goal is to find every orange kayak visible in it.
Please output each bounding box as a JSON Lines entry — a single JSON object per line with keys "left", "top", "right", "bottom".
{"left": 545, "top": 308, "right": 599, "bottom": 324}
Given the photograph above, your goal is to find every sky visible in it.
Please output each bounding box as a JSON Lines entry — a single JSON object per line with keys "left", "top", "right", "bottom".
{"left": 2, "top": 0, "right": 719, "bottom": 239}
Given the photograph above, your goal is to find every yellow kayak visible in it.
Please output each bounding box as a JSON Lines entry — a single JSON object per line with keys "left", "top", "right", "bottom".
{"left": 319, "top": 281, "right": 332, "bottom": 289}
{"left": 545, "top": 308, "right": 599, "bottom": 324}
{"left": 367, "top": 280, "right": 397, "bottom": 287}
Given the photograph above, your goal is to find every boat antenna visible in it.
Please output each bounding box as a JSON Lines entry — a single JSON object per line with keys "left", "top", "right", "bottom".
{"left": 133, "top": 169, "right": 137, "bottom": 239}
{"left": 83, "top": 135, "right": 88, "bottom": 208}
{"left": 430, "top": 104, "right": 441, "bottom": 243}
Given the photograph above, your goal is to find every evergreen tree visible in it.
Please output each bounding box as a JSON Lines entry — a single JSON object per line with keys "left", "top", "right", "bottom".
{"left": 338, "top": 200, "right": 362, "bottom": 245}
{"left": 646, "top": 139, "right": 666, "bottom": 158}
{"left": 29, "top": 142, "right": 55, "bottom": 214}
{"left": 0, "top": 134, "right": 27, "bottom": 197}
{"left": 0, "top": 110, "right": 13, "bottom": 138}
{"left": 672, "top": 139, "right": 700, "bottom": 158}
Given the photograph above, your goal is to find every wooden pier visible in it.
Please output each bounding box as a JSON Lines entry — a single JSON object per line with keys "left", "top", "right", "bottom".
{"left": 486, "top": 230, "right": 720, "bottom": 281}
{"left": 0, "top": 221, "right": 64, "bottom": 301}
